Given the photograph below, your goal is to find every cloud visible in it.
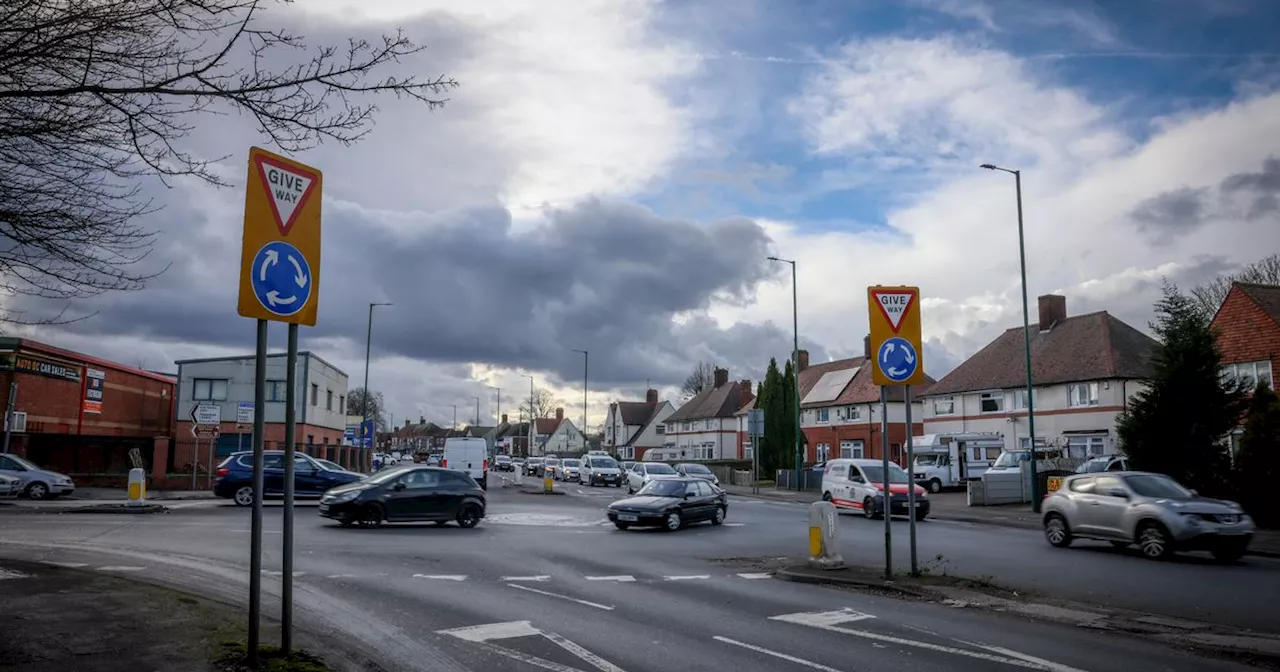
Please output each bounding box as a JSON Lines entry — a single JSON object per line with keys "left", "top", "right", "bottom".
{"left": 1221, "top": 156, "right": 1280, "bottom": 217}
{"left": 1131, "top": 187, "right": 1211, "bottom": 244}
{"left": 909, "top": 0, "right": 1119, "bottom": 45}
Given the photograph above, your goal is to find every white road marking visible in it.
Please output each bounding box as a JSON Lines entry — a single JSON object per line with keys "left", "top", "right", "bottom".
{"left": 437, "top": 620, "right": 542, "bottom": 642}
{"left": 584, "top": 575, "right": 635, "bottom": 582}
{"left": 97, "top": 566, "right": 145, "bottom": 572}
{"left": 326, "top": 574, "right": 357, "bottom": 579}
{"left": 506, "top": 583, "right": 615, "bottom": 611}
{"left": 39, "top": 561, "right": 88, "bottom": 568}
{"left": 438, "top": 620, "right": 628, "bottom": 671}
{"left": 0, "top": 568, "right": 30, "bottom": 580}
{"left": 413, "top": 574, "right": 467, "bottom": 581}
{"left": 723, "top": 523, "right": 746, "bottom": 527}
{"left": 714, "top": 636, "right": 845, "bottom": 672}
{"left": 960, "top": 640, "right": 1091, "bottom": 672}
{"left": 483, "top": 644, "right": 587, "bottom": 672}
{"left": 502, "top": 575, "right": 552, "bottom": 582}
{"left": 737, "top": 572, "right": 772, "bottom": 579}
{"left": 263, "top": 570, "right": 305, "bottom": 577}
{"left": 543, "top": 630, "right": 628, "bottom": 672}
{"left": 663, "top": 575, "right": 710, "bottom": 581}
{"left": 771, "top": 608, "right": 875, "bottom": 626}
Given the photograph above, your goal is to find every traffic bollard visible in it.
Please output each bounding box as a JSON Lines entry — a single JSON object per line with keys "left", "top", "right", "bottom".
{"left": 127, "top": 467, "right": 147, "bottom": 507}
{"left": 544, "top": 475, "right": 554, "bottom": 493}
{"left": 807, "top": 501, "right": 845, "bottom": 569}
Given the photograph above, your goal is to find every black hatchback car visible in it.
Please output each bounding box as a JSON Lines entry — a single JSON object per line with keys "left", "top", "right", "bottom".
{"left": 606, "top": 477, "right": 727, "bottom": 531}
{"left": 318, "top": 466, "right": 486, "bottom": 528}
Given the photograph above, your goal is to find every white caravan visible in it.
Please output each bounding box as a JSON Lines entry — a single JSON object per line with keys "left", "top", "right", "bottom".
{"left": 909, "top": 432, "right": 1003, "bottom": 492}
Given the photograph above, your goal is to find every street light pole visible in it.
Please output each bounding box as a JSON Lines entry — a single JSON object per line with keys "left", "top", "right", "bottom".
{"left": 768, "top": 256, "right": 803, "bottom": 490}
{"left": 573, "top": 349, "right": 588, "bottom": 453}
{"left": 362, "top": 302, "right": 392, "bottom": 471}
{"left": 452, "top": 404, "right": 457, "bottom": 430}
{"left": 491, "top": 386, "right": 501, "bottom": 424}
{"left": 523, "top": 375, "right": 534, "bottom": 456}
{"left": 981, "top": 163, "right": 1040, "bottom": 511}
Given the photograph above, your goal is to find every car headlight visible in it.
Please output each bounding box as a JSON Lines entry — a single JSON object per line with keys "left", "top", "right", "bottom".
{"left": 60, "top": 477, "right": 74, "bottom": 485}
{"left": 324, "top": 490, "right": 360, "bottom": 504}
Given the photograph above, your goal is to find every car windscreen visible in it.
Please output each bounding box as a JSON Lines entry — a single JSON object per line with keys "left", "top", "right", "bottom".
{"left": 860, "top": 465, "right": 911, "bottom": 484}
{"left": 589, "top": 458, "right": 617, "bottom": 468}
{"left": 915, "top": 455, "right": 939, "bottom": 466}
{"left": 364, "top": 466, "right": 416, "bottom": 484}
{"left": 991, "top": 452, "right": 1027, "bottom": 469}
{"left": 1077, "top": 459, "right": 1109, "bottom": 473}
{"left": 5, "top": 454, "right": 40, "bottom": 470}
{"left": 528, "top": 458, "right": 543, "bottom": 464}
{"left": 563, "top": 459, "right": 581, "bottom": 467}
{"left": 495, "top": 455, "right": 512, "bottom": 462}
{"left": 638, "top": 480, "right": 686, "bottom": 497}
{"left": 645, "top": 463, "right": 676, "bottom": 474}
{"left": 679, "top": 463, "right": 712, "bottom": 474}
{"left": 1124, "top": 474, "right": 1192, "bottom": 499}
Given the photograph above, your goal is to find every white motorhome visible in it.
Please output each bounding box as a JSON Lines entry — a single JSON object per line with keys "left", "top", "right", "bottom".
{"left": 909, "top": 432, "right": 1003, "bottom": 492}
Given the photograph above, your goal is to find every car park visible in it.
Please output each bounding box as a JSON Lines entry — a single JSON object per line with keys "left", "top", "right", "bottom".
{"left": 607, "top": 477, "right": 728, "bottom": 531}
{"left": 319, "top": 465, "right": 486, "bottom": 529}
{"left": 820, "top": 458, "right": 929, "bottom": 520}
{"left": 213, "top": 451, "right": 363, "bottom": 506}
{"left": 674, "top": 462, "right": 719, "bottom": 485}
{"left": 626, "top": 462, "right": 679, "bottom": 494}
{"left": 0, "top": 453, "right": 76, "bottom": 500}
{"left": 1042, "top": 471, "right": 1253, "bottom": 561}
{"left": 579, "top": 455, "right": 623, "bottom": 487}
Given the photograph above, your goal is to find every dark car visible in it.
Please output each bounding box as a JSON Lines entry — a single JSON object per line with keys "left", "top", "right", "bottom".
{"left": 607, "top": 477, "right": 727, "bottom": 531}
{"left": 494, "top": 455, "right": 515, "bottom": 472}
{"left": 213, "top": 451, "right": 363, "bottom": 507}
{"left": 319, "top": 466, "right": 486, "bottom": 528}
{"left": 674, "top": 462, "right": 719, "bottom": 486}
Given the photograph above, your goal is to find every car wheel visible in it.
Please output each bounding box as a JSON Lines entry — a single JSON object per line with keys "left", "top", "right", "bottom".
{"left": 233, "top": 486, "right": 254, "bottom": 507}
{"left": 664, "top": 511, "right": 682, "bottom": 531}
{"left": 614, "top": 522, "right": 631, "bottom": 530}
{"left": 928, "top": 479, "right": 942, "bottom": 494}
{"left": 711, "top": 506, "right": 726, "bottom": 526}
{"left": 1137, "top": 522, "right": 1173, "bottom": 560}
{"left": 1044, "top": 513, "right": 1072, "bottom": 547}
{"left": 1212, "top": 539, "right": 1248, "bottom": 563}
{"left": 862, "top": 497, "right": 876, "bottom": 519}
{"left": 628, "top": 485, "right": 635, "bottom": 494}
{"left": 357, "top": 504, "right": 384, "bottom": 529}
{"left": 24, "top": 482, "right": 49, "bottom": 500}
{"left": 457, "top": 504, "right": 482, "bottom": 529}
{"left": 822, "top": 491, "right": 832, "bottom": 502}
{"left": 338, "top": 519, "right": 354, "bottom": 528}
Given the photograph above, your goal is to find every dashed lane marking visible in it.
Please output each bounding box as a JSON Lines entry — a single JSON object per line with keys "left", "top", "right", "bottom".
{"left": 584, "top": 575, "right": 636, "bottom": 582}
{"left": 737, "top": 572, "right": 772, "bottom": 579}
{"left": 413, "top": 574, "right": 467, "bottom": 581}
{"left": 0, "top": 568, "right": 30, "bottom": 580}
{"left": 263, "top": 570, "right": 306, "bottom": 577}
{"left": 506, "top": 583, "right": 615, "bottom": 611}
{"left": 501, "top": 575, "right": 551, "bottom": 582}
{"left": 663, "top": 575, "right": 710, "bottom": 581}
{"left": 97, "top": 566, "right": 145, "bottom": 572}
{"left": 39, "top": 561, "right": 88, "bottom": 568}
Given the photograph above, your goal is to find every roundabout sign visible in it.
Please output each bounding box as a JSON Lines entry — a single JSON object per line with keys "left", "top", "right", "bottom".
{"left": 250, "top": 241, "right": 312, "bottom": 316}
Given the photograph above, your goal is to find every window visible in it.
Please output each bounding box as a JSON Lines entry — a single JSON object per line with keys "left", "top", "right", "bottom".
{"left": 1068, "top": 382, "right": 1099, "bottom": 408}
{"left": 979, "top": 392, "right": 1003, "bottom": 413}
{"left": 192, "top": 378, "right": 228, "bottom": 401}
{"left": 844, "top": 406, "right": 861, "bottom": 421}
{"left": 310, "top": 384, "right": 318, "bottom": 406}
{"left": 932, "top": 397, "right": 955, "bottom": 416}
{"left": 1068, "top": 476, "right": 1096, "bottom": 494}
{"left": 683, "top": 422, "right": 692, "bottom": 431}
{"left": 326, "top": 389, "right": 333, "bottom": 411}
{"left": 705, "top": 419, "right": 714, "bottom": 430}
{"left": 815, "top": 443, "right": 831, "bottom": 461}
{"left": 816, "top": 408, "right": 830, "bottom": 424}
{"left": 743, "top": 440, "right": 753, "bottom": 459}
{"left": 1221, "top": 360, "right": 1274, "bottom": 390}
{"left": 656, "top": 424, "right": 665, "bottom": 434}
{"left": 840, "top": 440, "right": 863, "bottom": 459}
{"left": 1067, "top": 435, "right": 1106, "bottom": 459}
{"left": 323, "top": 436, "right": 329, "bottom": 445}
{"left": 266, "top": 380, "right": 287, "bottom": 402}
{"left": 1019, "top": 437, "right": 1048, "bottom": 450}
{"left": 1011, "top": 388, "right": 1034, "bottom": 410}
{"left": 339, "top": 395, "right": 345, "bottom": 413}
{"left": 695, "top": 481, "right": 715, "bottom": 497}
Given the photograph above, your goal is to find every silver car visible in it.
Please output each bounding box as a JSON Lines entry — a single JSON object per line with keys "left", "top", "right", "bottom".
{"left": 1042, "top": 471, "right": 1254, "bottom": 562}
{"left": 0, "top": 473, "right": 20, "bottom": 499}
{"left": 0, "top": 453, "right": 76, "bottom": 500}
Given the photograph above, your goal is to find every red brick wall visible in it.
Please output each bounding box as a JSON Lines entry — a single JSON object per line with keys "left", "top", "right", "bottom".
{"left": 1213, "top": 287, "right": 1280, "bottom": 368}
{"left": 802, "top": 421, "right": 923, "bottom": 466}
{"left": 172, "top": 421, "right": 348, "bottom": 474}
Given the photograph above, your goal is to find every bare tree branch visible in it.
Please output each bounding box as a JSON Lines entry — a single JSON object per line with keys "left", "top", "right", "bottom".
{"left": 0, "top": 0, "right": 458, "bottom": 324}
{"left": 681, "top": 361, "right": 717, "bottom": 399}
{"left": 1191, "top": 254, "right": 1280, "bottom": 320}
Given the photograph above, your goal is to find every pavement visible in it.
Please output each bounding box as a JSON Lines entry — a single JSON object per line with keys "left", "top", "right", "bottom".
{"left": 1, "top": 483, "right": 1277, "bottom": 671}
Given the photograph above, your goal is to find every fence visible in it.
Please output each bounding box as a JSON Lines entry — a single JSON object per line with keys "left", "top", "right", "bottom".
{"left": 775, "top": 468, "right": 823, "bottom": 492}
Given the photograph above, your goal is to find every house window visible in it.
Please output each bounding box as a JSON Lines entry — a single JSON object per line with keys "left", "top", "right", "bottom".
{"left": 326, "top": 389, "right": 333, "bottom": 411}
{"left": 979, "top": 392, "right": 1003, "bottom": 413}
{"left": 1067, "top": 435, "right": 1107, "bottom": 459}
{"left": 656, "top": 424, "right": 665, "bottom": 434}
{"left": 1221, "top": 361, "right": 1274, "bottom": 390}
{"left": 845, "top": 406, "right": 861, "bottom": 421}
{"left": 816, "top": 408, "right": 830, "bottom": 424}
{"left": 193, "top": 378, "right": 228, "bottom": 401}
{"left": 815, "top": 443, "right": 831, "bottom": 462}
{"left": 1011, "top": 388, "right": 1034, "bottom": 410}
{"left": 840, "top": 440, "right": 863, "bottom": 459}
{"left": 1019, "top": 437, "right": 1048, "bottom": 450}
{"left": 1068, "top": 382, "right": 1100, "bottom": 408}
{"left": 744, "top": 440, "right": 753, "bottom": 459}
{"left": 932, "top": 397, "right": 955, "bottom": 416}
{"left": 310, "top": 384, "right": 319, "bottom": 406}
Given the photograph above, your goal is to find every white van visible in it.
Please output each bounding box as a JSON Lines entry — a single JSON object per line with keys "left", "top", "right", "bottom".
{"left": 820, "top": 458, "right": 929, "bottom": 520}
{"left": 910, "top": 432, "right": 1003, "bottom": 492}
{"left": 443, "top": 437, "right": 489, "bottom": 489}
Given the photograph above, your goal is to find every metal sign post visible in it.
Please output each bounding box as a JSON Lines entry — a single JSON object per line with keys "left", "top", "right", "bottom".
{"left": 747, "top": 409, "right": 764, "bottom": 495}
{"left": 905, "top": 386, "right": 917, "bottom": 577}
{"left": 1, "top": 381, "right": 16, "bottom": 454}
{"left": 191, "top": 436, "right": 199, "bottom": 490}
{"left": 237, "top": 146, "right": 323, "bottom": 665}
{"left": 879, "top": 386, "right": 891, "bottom": 579}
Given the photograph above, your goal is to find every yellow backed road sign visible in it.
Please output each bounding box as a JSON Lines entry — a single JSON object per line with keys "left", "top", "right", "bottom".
{"left": 237, "top": 147, "right": 323, "bottom": 326}
{"left": 867, "top": 285, "right": 926, "bottom": 386}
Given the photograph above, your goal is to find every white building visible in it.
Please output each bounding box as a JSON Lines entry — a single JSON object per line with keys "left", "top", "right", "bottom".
{"left": 920, "top": 295, "right": 1157, "bottom": 460}
{"left": 657, "top": 368, "right": 753, "bottom": 461}
{"left": 528, "top": 407, "right": 587, "bottom": 456}
{"left": 604, "top": 388, "right": 676, "bottom": 461}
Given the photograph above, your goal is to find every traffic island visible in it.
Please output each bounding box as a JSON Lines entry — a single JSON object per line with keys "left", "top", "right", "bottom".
{"left": 517, "top": 483, "right": 566, "bottom": 496}
{"left": 0, "top": 502, "right": 171, "bottom": 514}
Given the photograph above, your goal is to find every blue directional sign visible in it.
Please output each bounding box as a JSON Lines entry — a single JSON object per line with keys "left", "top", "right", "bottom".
{"left": 877, "top": 337, "right": 919, "bottom": 384}
{"left": 360, "top": 420, "right": 375, "bottom": 449}
{"left": 250, "top": 240, "right": 312, "bottom": 316}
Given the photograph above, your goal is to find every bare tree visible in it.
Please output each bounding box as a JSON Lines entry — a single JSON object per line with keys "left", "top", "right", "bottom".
{"left": 532, "top": 388, "right": 562, "bottom": 419}
{"left": 1191, "top": 254, "right": 1280, "bottom": 320}
{"left": 0, "top": 0, "right": 457, "bottom": 323}
{"left": 682, "top": 361, "right": 717, "bottom": 399}
{"left": 346, "top": 387, "right": 386, "bottom": 430}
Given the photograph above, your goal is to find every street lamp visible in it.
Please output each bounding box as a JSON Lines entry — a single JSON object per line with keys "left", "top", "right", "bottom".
{"left": 522, "top": 374, "right": 535, "bottom": 457}
{"left": 491, "top": 386, "right": 501, "bottom": 424}
{"left": 980, "top": 163, "right": 1040, "bottom": 511}
{"left": 767, "top": 256, "right": 803, "bottom": 490}
{"left": 572, "top": 349, "right": 588, "bottom": 453}
{"left": 362, "top": 302, "right": 392, "bottom": 470}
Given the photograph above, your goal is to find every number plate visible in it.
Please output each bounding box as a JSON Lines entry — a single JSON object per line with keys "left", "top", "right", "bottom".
{"left": 618, "top": 514, "right": 638, "bottom": 522}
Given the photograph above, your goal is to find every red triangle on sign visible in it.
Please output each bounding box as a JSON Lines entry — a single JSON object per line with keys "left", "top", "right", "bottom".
{"left": 872, "top": 290, "right": 915, "bottom": 334}
{"left": 254, "top": 154, "right": 320, "bottom": 236}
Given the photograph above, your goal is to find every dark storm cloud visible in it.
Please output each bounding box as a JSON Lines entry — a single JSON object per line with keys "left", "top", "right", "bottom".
{"left": 1220, "top": 156, "right": 1280, "bottom": 218}
{"left": 1133, "top": 157, "right": 1280, "bottom": 243}
{"left": 1130, "top": 186, "right": 1209, "bottom": 244}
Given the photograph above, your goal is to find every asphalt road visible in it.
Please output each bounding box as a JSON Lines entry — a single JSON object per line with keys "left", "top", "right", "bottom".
{"left": 0, "top": 484, "right": 1275, "bottom": 672}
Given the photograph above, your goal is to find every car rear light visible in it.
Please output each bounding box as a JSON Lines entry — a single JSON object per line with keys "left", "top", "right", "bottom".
{"left": 216, "top": 468, "right": 229, "bottom": 477}
{"left": 482, "top": 459, "right": 488, "bottom": 471}
{"left": 441, "top": 459, "right": 447, "bottom": 468}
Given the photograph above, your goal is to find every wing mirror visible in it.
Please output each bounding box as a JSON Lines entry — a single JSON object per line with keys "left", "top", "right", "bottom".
{"left": 393, "top": 482, "right": 406, "bottom": 491}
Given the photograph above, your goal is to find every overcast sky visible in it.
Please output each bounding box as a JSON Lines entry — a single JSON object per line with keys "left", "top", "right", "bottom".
{"left": 16, "top": 0, "right": 1280, "bottom": 431}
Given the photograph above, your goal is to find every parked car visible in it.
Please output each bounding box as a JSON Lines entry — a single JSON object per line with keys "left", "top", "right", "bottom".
{"left": 443, "top": 437, "right": 489, "bottom": 489}
{"left": 579, "top": 455, "right": 623, "bottom": 487}
{"left": 213, "top": 451, "right": 363, "bottom": 506}
{"left": 1042, "top": 472, "right": 1253, "bottom": 562}
{"left": 674, "top": 463, "right": 719, "bottom": 485}
{"left": 0, "top": 453, "right": 75, "bottom": 500}
{"left": 558, "top": 458, "right": 582, "bottom": 481}
{"left": 626, "top": 462, "right": 679, "bottom": 494}
{"left": 819, "top": 458, "right": 929, "bottom": 520}
{"left": 319, "top": 466, "right": 486, "bottom": 529}
{"left": 607, "top": 477, "right": 728, "bottom": 531}
{"left": 524, "top": 457, "right": 544, "bottom": 476}
{"left": 0, "top": 473, "right": 21, "bottom": 499}
{"left": 1075, "top": 455, "right": 1129, "bottom": 474}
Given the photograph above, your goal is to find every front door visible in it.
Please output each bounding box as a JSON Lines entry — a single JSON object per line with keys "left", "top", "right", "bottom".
{"left": 1088, "top": 475, "right": 1132, "bottom": 539}
{"left": 292, "top": 455, "right": 327, "bottom": 495}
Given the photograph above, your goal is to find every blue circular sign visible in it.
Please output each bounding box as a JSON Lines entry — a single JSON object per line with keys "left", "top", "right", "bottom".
{"left": 877, "top": 337, "right": 919, "bottom": 383}
{"left": 250, "top": 241, "right": 312, "bottom": 316}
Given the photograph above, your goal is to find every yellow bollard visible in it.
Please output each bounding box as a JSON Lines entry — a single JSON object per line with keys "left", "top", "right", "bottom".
{"left": 544, "top": 475, "right": 554, "bottom": 493}
{"left": 127, "top": 467, "right": 147, "bottom": 507}
{"left": 808, "top": 526, "right": 823, "bottom": 558}
{"left": 807, "top": 501, "right": 845, "bottom": 569}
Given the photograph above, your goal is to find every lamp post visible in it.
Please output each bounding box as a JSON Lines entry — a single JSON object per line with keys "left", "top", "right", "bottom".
{"left": 362, "top": 302, "right": 392, "bottom": 470}
{"left": 767, "top": 256, "right": 802, "bottom": 490}
{"left": 980, "top": 163, "right": 1040, "bottom": 511}
{"left": 491, "top": 386, "right": 501, "bottom": 424}
{"left": 523, "top": 374, "right": 534, "bottom": 456}
{"left": 572, "top": 349, "right": 588, "bottom": 453}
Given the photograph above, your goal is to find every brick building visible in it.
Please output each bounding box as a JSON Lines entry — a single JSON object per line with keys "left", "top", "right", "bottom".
{"left": 0, "top": 338, "right": 175, "bottom": 482}
{"left": 1211, "top": 282, "right": 1279, "bottom": 451}
{"left": 659, "top": 368, "right": 753, "bottom": 461}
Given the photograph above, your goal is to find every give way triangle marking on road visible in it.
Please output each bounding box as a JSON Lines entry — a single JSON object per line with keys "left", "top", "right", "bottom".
{"left": 253, "top": 153, "right": 319, "bottom": 236}
{"left": 437, "top": 620, "right": 627, "bottom": 672}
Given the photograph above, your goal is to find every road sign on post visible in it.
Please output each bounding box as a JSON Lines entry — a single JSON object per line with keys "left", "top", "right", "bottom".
{"left": 236, "top": 402, "right": 254, "bottom": 429}
{"left": 237, "top": 147, "right": 323, "bottom": 326}
{"left": 191, "top": 403, "right": 222, "bottom": 426}
{"left": 867, "top": 286, "right": 926, "bottom": 386}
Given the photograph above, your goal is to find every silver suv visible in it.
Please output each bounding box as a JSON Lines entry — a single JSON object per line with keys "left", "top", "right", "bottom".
{"left": 1042, "top": 471, "right": 1253, "bottom": 562}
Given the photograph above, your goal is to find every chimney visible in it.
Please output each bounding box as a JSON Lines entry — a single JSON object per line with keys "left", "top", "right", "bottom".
{"left": 1038, "top": 294, "right": 1067, "bottom": 332}
{"left": 501, "top": 413, "right": 508, "bottom": 424}
{"left": 863, "top": 334, "right": 871, "bottom": 359}
{"left": 646, "top": 388, "right": 658, "bottom": 403}
{"left": 713, "top": 367, "right": 729, "bottom": 388}
{"left": 555, "top": 407, "right": 564, "bottom": 421}
{"left": 739, "top": 380, "right": 754, "bottom": 406}
{"left": 419, "top": 415, "right": 425, "bottom": 425}
{"left": 797, "top": 350, "right": 810, "bottom": 371}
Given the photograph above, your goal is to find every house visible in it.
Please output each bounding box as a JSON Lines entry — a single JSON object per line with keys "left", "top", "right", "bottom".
{"left": 462, "top": 424, "right": 498, "bottom": 453}
{"left": 392, "top": 417, "right": 451, "bottom": 455}
{"left": 734, "top": 396, "right": 758, "bottom": 461}
{"left": 658, "top": 368, "right": 753, "bottom": 461}
{"left": 492, "top": 415, "right": 530, "bottom": 456}
{"left": 796, "top": 345, "right": 932, "bottom": 465}
{"left": 603, "top": 388, "right": 676, "bottom": 460}
{"left": 528, "top": 407, "right": 588, "bottom": 456}
{"left": 1211, "top": 281, "right": 1279, "bottom": 452}
{"left": 920, "top": 294, "right": 1158, "bottom": 460}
